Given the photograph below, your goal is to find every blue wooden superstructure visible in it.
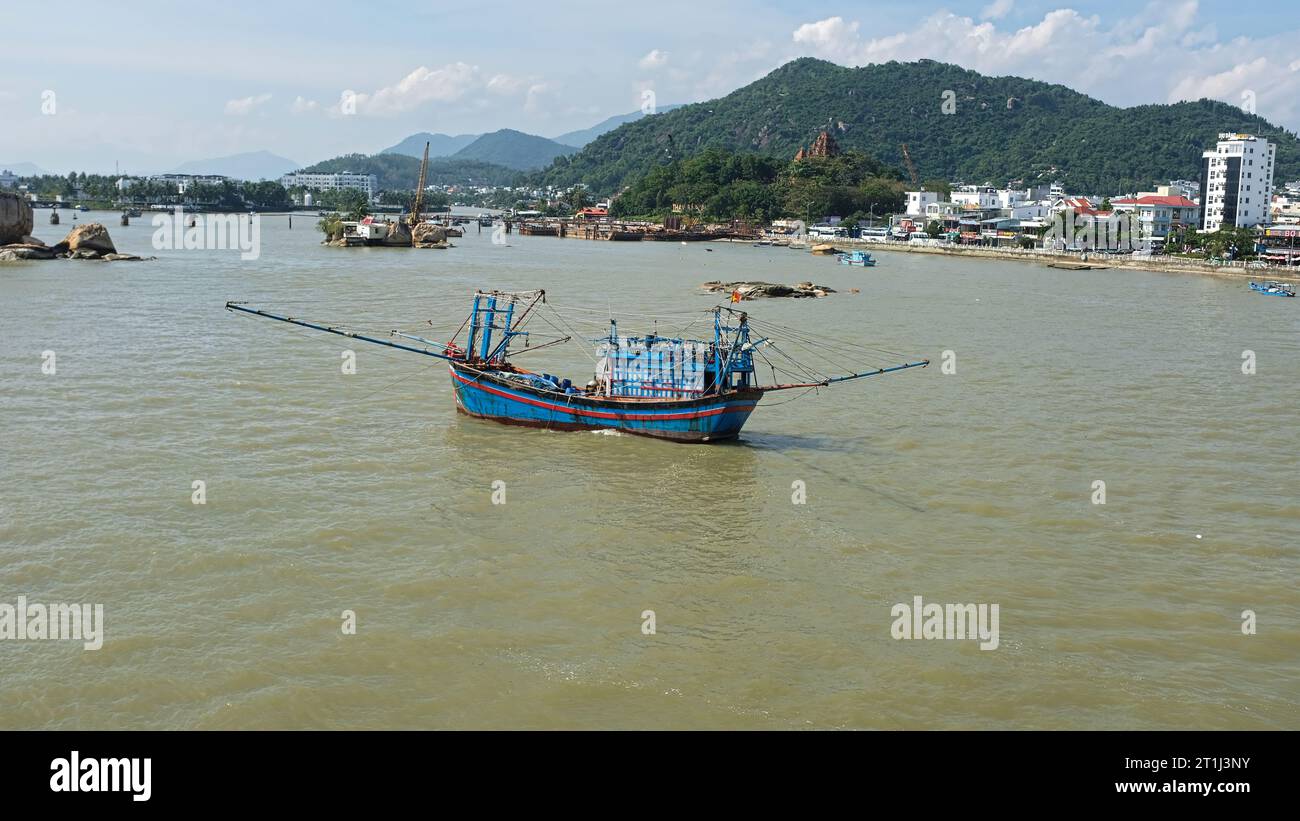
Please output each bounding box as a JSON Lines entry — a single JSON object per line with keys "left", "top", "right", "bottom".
{"left": 226, "top": 289, "right": 928, "bottom": 443}
{"left": 838, "top": 250, "right": 876, "bottom": 267}
{"left": 1249, "top": 280, "right": 1296, "bottom": 297}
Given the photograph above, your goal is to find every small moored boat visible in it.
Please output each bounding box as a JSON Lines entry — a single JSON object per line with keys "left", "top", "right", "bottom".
{"left": 1249, "top": 280, "right": 1296, "bottom": 297}
{"left": 838, "top": 250, "right": 876, "bottom": 267}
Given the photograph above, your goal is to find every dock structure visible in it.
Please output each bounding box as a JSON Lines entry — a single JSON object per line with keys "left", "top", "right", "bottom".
{"left": 512, "top": 217, "right": 745, "bottom": 242}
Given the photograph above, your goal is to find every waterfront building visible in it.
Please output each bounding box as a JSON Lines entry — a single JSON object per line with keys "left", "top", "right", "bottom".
{"left": 1270, "top": 192, "right": 1300, "bottom": 224}
{"left": 952, "top": 185, "right": 1000, "bottom": 210}
{"left": 996, "top": 188, "right": 1028, "bottom": 209}
{"left": 1109, "top": 186, "right": 1199, "bottom": 239}
{"left": 1199, "top": 133, "right": 1275, "bottom": 231}
{"left": 1052, "top": 196, "right": 1100, "bottom": 216}
{"left": 279, "top": 171, "right": 378, "bottom": 198}
{"left": 905, "top": 190, "right": 939, "bottom": 216}
{"left": 0, "top": 169, "right": 18, "bottom": 189}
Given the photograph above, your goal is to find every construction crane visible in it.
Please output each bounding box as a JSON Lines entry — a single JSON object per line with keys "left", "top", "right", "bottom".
{"left": 408, "top": 141, "right": 430, "bottom": 228}
{"left": 900, "top": 143, "right": 919, "bottom": 187}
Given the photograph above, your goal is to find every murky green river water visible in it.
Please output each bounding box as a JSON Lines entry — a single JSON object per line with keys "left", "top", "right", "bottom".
{"left": 1, "top": 211, "right": 1296, "bottom": 728}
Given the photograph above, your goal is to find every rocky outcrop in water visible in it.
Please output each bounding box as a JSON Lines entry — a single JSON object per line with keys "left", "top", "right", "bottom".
{"left": 0, "top": 222, "right": 149, "bottom": 262}
{"left": 0, "top": 192, "right": 34, "bottom": 245}
{"left": 63, "top": 222, "right": 117, "bottom": 254}
{"left": 703, "top": 280, "right": 837, "bottom": 299}
{"left": 412, "top": 222, "right": 448, "bottom": 248}
{"left": 383, "top": 220, "right": 413, "bottom": 247}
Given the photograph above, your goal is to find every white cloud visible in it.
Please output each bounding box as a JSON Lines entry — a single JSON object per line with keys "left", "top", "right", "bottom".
{"left": 791, "top": 17, "right": 861, "bottom": 63}
{"left": 289, "top": 96, "right": 319, "bottom": 114}
{"left": 486, "top": 73, "right": 528, "bottom": 95}
{"left": 981, "top": 0, "right": 1014, "bottom": 21}
{"left": 524, "top": 82, "right": 557, "bottom": 115}
{"left": 351, "top": 62, "right": 480, "bottom": 115}
{"left": 224, "top": 93, "right": 271, "bottom": 116}
{"left": 639, "top": 49, "right": 670, "bottom": 70}
{"left": 333, "top": 63, "right": 554, "bottom": 117}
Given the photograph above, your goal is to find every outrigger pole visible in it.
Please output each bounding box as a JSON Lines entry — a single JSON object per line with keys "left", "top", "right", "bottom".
{"left": 225, "top": 302, "right": 460, "bottom": 361}
{"left": 765, "top": 359, "right": 930, "bottom": 391}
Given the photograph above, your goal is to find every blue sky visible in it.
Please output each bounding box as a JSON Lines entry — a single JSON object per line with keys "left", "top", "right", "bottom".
{"left": 2, "top": 0, "right": 1298, "bottom": 173}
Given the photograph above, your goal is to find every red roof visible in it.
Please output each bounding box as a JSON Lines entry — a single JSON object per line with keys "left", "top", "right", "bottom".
{"left": 1111, "top": 195, "right": 1197, "bottom": 207}
{"left": 577, "top": 207, "right": 608, "bottom": 216}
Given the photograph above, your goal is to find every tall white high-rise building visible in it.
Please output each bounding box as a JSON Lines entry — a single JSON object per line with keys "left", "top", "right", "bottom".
{"left": 1199, "top": 133, "right": 1275, "bottom": 231}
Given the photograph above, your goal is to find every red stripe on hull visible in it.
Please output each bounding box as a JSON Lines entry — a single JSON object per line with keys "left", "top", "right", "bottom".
{"left": 450, "top": 369, "right": 758, "bottom": 421}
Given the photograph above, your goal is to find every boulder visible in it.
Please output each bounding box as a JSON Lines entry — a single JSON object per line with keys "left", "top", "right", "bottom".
{"left": 383, "top": 220, "right": 413, "bottom": 247}
{"left": 20, "top": 235, "right": 45, "bottom": 246}
{"left": 61, "top": 222, "right": 117, "bottom": 255}
{"left": 103, "top": 252, "right": 148, "bottom": 261}
{"left": 412, "top": 223, "right": 447, "bottom": 247}
{"left": 0, "top": 192, "right": 35, "bottom": 245}
{"left": 70, "top": 248, "right": 104, "bottom": 259}
{"left": 0, "top": 246, "right": 54, "bottom": 261}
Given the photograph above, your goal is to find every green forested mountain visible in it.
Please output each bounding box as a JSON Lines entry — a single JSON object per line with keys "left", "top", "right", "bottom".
{"left": 451, "top": 129, "right": 577, "bottom": 170}
{"left": 552, "top": 105, "right": 683, "bottom": 148}
{"left": 536, "top": 58, "right": 1300, "bottom": 195}
{"left": 299, "top": 153, "right": 522, "bottom": 190}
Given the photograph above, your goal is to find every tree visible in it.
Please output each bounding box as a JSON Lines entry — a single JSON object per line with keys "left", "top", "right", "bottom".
{"left": 920, "top": 179, "right": 952, "bottom": 200}
{"left": 338, "top": 188, "right": 370, "bottom": 221}
{"left": 565, "top": 186, "right": 591, "bottom": 212}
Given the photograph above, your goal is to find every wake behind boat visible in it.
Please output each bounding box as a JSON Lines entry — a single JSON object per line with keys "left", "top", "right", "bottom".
{"left": 225, "top": 289, "right": 928, "bottom": 443}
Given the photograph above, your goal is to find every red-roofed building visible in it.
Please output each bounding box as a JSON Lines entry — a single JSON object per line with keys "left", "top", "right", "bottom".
{"left": 1054, "top": 196, "right": 1103, "bottom": 216}
{"left": 1109, "top": 187, "right": 1200, "bottom": 239}
{"left": 576, "top": 207, "right": 608, "bottom": 220}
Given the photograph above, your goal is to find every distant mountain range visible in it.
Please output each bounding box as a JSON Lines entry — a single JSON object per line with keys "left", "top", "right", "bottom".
{"left": 376, "top": 107, "right": 683, "bottom": 172}
{"left": 534, "top": 58, "right": 1300, "bottom": 195}
{"left": 551, "top": 105, "right": 682, "bottom": 148}
{"left": 381, "top": 128, "right": 574, "bottom": 171}
{"left": 445, "top": 129, "right": 574, "bottom": 170}
{"left": 171, "top": 150, "right": 299, "bottom": 180}
{"left": 299, "top": 153, "right": 522, "bottom": 190}
{"left": 380, "top": 132, "right": 480, "bottom": 159}
{"left": 0, "top": 161, "right": 49, "bottom": 176}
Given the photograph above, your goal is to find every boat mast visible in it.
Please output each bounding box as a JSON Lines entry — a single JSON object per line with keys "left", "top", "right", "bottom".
{"left": 225, "top": 303, "right": 462, "bottom": 362}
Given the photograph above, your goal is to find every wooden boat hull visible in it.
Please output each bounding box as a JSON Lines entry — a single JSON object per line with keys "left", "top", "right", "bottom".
{"left": 1249, "top": 281, "right": 1296, "bottom": 297}
{"left": 450, "top": 363, "right": 762, "bottom": 442}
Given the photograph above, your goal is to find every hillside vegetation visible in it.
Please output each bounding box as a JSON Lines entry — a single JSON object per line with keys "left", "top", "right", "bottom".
{"left": 536, "top": 58, "right": 1300, "bottom": 195}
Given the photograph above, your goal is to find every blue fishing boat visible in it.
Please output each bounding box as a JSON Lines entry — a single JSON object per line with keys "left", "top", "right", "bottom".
{"left": 838, "top": 250, "right": 876, "bottom": 267}
{"left": 1249, "top": 280, "right": 1296, "bottom": 297}
{"left": 226, "top": 290, "right": 927, "bottom": 443}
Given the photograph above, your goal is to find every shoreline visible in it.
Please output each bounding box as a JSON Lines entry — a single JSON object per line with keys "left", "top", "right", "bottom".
{"left": 788, "top": 237, "right": 1285, "bottom": 280}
